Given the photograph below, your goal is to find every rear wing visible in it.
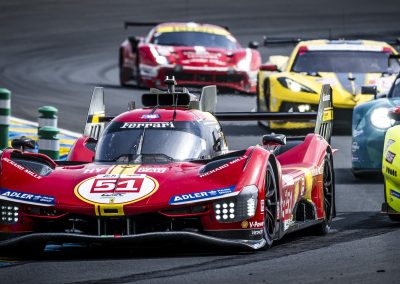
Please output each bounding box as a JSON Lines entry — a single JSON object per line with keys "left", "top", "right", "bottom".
{"left": 124, "top": 21, "right": 160, "bottom": 29}
{"left": 263, "top": 36, "right": 400, "bottom": 47}
{"left": 215, "top": 84, "right": 333, "bottom": 143}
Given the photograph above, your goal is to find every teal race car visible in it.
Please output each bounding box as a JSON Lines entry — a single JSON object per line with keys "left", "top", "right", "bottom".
{"left": 352, "top": 71, "right": 400, "bottom": 177}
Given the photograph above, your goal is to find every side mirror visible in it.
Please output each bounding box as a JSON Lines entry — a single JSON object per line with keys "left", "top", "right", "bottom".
{"left": 260, "top": 63, "right": 278, "bottom": 72}
{"left": 248, "top": 41, "right": 259, "bottom": 49}
{"left": 11, "top": 136, "right": 36, "bottom": 152}
{"left": 361, "top": 86, "right": 377, "bottom": 97}
{"left": 389, "top": 107, "right": 400, "bottom": 121}
{"left": 262, "top": 134, "right": 286, "bottom": 147}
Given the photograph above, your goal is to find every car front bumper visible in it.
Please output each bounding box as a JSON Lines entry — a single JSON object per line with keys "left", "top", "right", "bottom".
{"left": 0, "top": 231, "right": 266, "bottom": 251}
{"left": 140, "top": 65, "right": 257, "bottom": 94}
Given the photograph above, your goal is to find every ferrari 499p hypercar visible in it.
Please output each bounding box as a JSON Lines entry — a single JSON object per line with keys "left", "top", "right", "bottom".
{"left": 0, "top": 78, "right": 335, "bottom": 255}
{"left": 257, "top": 38, "right": 399, "bottom": 130}
{"left": 119, "top": 22, "right": 261, "bottom": 94}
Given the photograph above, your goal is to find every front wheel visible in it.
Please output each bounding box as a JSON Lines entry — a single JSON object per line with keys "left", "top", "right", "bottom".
{"left": 263, "top": 163, "right": 278, "bottom": 248}
{"left": 257, "top": 79, "right": 271, "bottom": 128}
{"left": 312, "top": 154, "right": 334, "bottom": 235}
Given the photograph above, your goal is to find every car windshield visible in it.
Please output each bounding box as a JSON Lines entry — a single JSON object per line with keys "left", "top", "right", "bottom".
{"left": 292, "top": 51, "right": 400, "bottom": 73}
{"left": 95, "top": 121, "right": 209, "bottom": 163}
{"left": 151, "top": 31, "right": 239, "bottom": 50}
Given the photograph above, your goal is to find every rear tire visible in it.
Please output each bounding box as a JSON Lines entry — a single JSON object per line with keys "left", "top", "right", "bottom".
{"left": 119, "top": 67, "right": 132, "bottom": 86}
{"left": 312, "top": 154, "right": 334, "bottom": 235}
{"left": 389, "top": 214, "right": 400, "bottom": 222}
{"left": 263, "top": 162, "right": 278, "bottom": 248}
{"left": 5, "top": 242, "right": 46, "bottom": 259}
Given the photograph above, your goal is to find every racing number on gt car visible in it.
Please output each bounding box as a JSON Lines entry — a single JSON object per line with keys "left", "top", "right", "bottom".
{"left": 90, "top": 178, "right": 144, "bottom": 193}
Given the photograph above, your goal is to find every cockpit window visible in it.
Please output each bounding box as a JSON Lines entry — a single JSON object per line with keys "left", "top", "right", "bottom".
{"left": 292, "top": 51, "right": 399, "bottom": 73}
{"left": 151, "top": 32, "right": 239, "bottom": 50}
{"left": 95, "top": 121, "right": 212, "bottom": 163}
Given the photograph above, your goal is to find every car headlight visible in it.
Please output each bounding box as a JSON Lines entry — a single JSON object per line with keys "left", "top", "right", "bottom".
{"left": 0, "top": 202, "right": 19, "bottom": 224}
{"left": 277, "top": 77, "right": 316, "bottom": 94}
{"left": 213, "top": 185, "right": 258, "bottom": 223}
{"left": 155, "top": 56, "right": 168, "bottom": 65}
{"left": 370, "top": 107, "right": 395, "bottom": 129}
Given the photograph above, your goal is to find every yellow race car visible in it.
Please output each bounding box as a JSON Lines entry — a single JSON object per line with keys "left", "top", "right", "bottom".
{"left": 257, "top": 39, "right": 399, "bottom": 129}
{"left": 382, "top": 107, "right": 400, "bottom": 221}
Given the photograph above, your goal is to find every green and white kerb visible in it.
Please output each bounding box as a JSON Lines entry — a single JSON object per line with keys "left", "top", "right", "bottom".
{"left": 0, "top": 88, "right": 11, "bottom": 149}
{"left": 38, "top": 126, "right": 60, "bottom": 160}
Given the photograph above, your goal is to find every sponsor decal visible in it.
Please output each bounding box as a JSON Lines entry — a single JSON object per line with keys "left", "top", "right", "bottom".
{"left": 352, "top": 142, "right": 360, "bottom": 152}
{"left": 120, "top": 122, "right": 174, "bottom": 129}
{"left": 137, "top": 167, "right": 168, "bottom": 174}
{"left": 260, "top": 199, "right": 265, "bottom": 214}
{"left": 251, "top": 229, "right": 263, "bottom": 236}
{"left": 83, "top": 167, "right": 107, "bottom": 174}
{"left": 352, "top": 129, "right": 364, "bottom": 138}
{"left": 386, "top": 167, "right": 397, "bottom": 177}
{"left": 385, "top": 151, "right": 396, "bottom": 164}
{"left": 75, "top": 174, "right": 158, "bottom": 205}
{"left": 241, "top": 220, "right": 249, "bottom": 228}
{"left": 169, "top": 185, "right": 236, "bottom": 205}
{"left": 3, "top": 157, "right": 42, "bottom": 179}
{"left": 0, "top": 188, "right": 55, "bottom": 206}
{"left": 384, "top": 139, "right": 395, "bottom": 152}
{"left": 282, "top": 174, "right": 294, "bottom": 186}
{"left": 249, "top": 221, "right": 263, "bottom": 228}
{"left": 390, "top": 189, "right": 400, "bottom": 199}
{"left": 315, "top": 77, "right": 337, "bottom": 87}
{"left": 200, "top": 155, "right": 247, "bottom": 177}
{"left": 140, "top": 114, "right": 160, "bottom": 119}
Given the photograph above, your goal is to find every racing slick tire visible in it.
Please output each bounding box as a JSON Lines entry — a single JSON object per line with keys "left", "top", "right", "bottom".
{"left": 4, "top": 242, "right": 46, "bottom": 259}
{"left": 312, "top": 154, "right": 334, "bottom": 235}
{"left": 389, "top": 214, "right": 400, "bottom": 222}
{"left": 257, "top": 79, "right": 271, "bottom": 128}
{"left": 263, "top": 162, "right": 279, "bottom": 248}
{"left": 119, "top": 66, "right": 132, "bottom": 87}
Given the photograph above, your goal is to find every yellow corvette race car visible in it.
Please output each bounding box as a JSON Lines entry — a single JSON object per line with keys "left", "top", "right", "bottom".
{"left": 257, "top": 39, "right": 399, "bottom": 129}
{"left": 382, "top": 107, "right": 400, "bottom": 221}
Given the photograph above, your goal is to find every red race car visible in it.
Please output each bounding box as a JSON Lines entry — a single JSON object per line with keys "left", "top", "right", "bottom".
{"left": 119, "top": 22, "right": 261, "bottom": 94}
{"left": 0, "top": 78, "right": 334, "bottom": 254}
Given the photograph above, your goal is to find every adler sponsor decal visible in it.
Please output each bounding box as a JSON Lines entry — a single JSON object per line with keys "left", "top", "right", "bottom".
{"left": 169, "top": 185, "right": 236, "bottom": 205}
{"left": 0, "top": 188, "right": 55, "bottom": 206}
{"left": 120, "top": 122, "right": 174, "bottom": 129}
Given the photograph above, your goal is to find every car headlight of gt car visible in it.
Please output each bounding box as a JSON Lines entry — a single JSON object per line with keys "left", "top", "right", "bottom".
{"left": 213, "top": 185, "right": 258, "bottom": 223}
{"left": 370, "top": 107, "right": 395, "bottom": 129}
{"left": 0, "top": 203, "right": 19, "bottom": 224}
{"left": 277, "top": 77, "right": 316, "bottom": 94}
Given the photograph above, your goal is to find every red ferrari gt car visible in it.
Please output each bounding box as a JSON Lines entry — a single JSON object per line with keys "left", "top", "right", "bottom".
{"left": 0, "top": 78, "right": 334, "bottom": 255}
{"left": 119, "top": 22, "right": 261, "bottom": 93}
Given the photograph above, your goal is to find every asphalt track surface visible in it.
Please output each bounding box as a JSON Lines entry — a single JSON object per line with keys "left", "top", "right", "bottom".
{"left": 1, "top": 0, "right": 400, "bottom": 283}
